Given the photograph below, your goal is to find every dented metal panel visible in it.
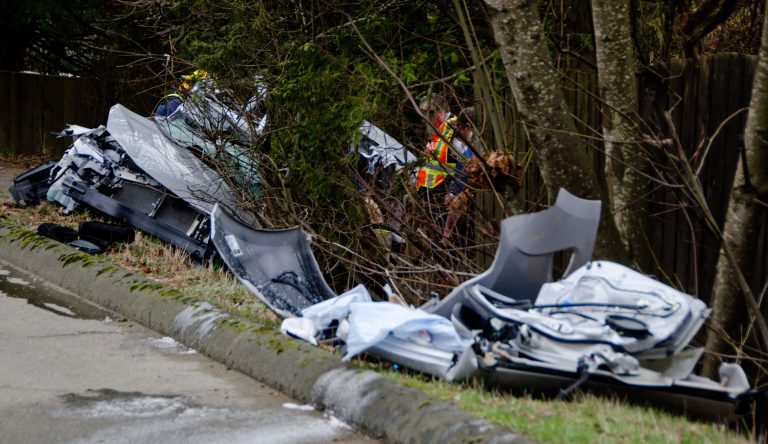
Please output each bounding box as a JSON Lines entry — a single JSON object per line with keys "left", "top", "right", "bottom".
{"left": 107, "top": 104, "right": 238, "bottom": 216}
{"left": 355, "top": 121, "right": 416, "bottom": 170}
{"left": 211, "top": 204, "right": 336, "bottom": 318}
{"left": 63, "top": 179, "right": 210, "bottom": 259}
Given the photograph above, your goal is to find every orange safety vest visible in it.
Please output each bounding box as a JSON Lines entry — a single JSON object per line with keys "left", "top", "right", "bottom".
{"left": 415, "top": 114, "right": 458, "bottom": 189}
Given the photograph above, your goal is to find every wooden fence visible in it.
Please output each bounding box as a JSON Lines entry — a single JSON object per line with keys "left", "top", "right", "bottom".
{"left": 474, "top": 53, "right": 762, "bottom": 304}
{"left": 644, "top": 54, "right": 764, "bottom": 304}
{"left": 0, "top": 71, "right": 155, "bottom": 156}
{"left": 3, "top": 56, "right": 764, "bottom": 304}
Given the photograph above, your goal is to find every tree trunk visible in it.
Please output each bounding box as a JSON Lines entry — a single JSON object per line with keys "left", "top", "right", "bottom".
{"left": 483, "top": 0, "right": 627, "bottom": 261}
{"left": 591, "top": 0, "right": 652, "bottom": 270}
{"left": 703, "top": 0, "right": 768, "bottom": 376}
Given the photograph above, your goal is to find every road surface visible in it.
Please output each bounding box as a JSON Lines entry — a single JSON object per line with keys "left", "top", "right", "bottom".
{"left": 0, "top": 259, "right": 376, "bottom": 444}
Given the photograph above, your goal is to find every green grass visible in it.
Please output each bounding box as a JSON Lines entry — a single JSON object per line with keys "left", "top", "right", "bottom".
{"left": 379, "top": 370, "right": 753, "bottom": 444}
{"left": 2, "top": 201, "right": 278, "bottom": 324}
{"left": 1, "top": 196, "right": 757, "bottom": 444}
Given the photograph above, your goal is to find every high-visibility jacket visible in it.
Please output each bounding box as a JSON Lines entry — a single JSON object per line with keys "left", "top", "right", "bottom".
{"left": 154, "top": 92, "right": 184, "bottom": 117}
{"left": 415, "top": 114, "right": 458, "bottom": 189}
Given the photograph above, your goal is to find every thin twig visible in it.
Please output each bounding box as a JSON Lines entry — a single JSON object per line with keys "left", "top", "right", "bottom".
{"left": 664, "top": 111, "right": 768, "bottom": 349}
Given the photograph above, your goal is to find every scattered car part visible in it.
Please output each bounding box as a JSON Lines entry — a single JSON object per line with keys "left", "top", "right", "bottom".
{"left": 355, "top": 121, "right": 416, "bottom": 172}
{"left": 429, "top": 188, "right": 601, "bottom": 318}
{"left": 280, "top": 285, "right": 479, "bottom": 381}
{"left": 63, "top": 178, "right": 211, "bottom": 259}
{"left": 36, "top": 221, "right": 120, "bottom": 255}
{"left": 107, "top": 104, "right": 246, "bottom": 219}
{"left": 9, "top": 160, "right": 57, "bottom": 205}
{"left": 534, "top": 261, "right": 709, "bottom": 358}
{"left": 78, "top": 221, "right": 135, "bottom": 244}
{"left": 68, "top": 239, "right": 105, "bottom": 254}
{"left": 37, "top": 223, "right": 79, "bottom": 244}
{"left": 211, "top": 204, "right": 336, "bottom": 318}
{"left": 478, "top": 348, "right": 753, "bottom": 422}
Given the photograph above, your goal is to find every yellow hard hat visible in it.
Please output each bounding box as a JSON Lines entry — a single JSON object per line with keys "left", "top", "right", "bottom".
{"left": 180, "top": 69, "right": 209, "bottom": 90}
{"left": 182, "top": 69, "right": 208, "bottom": 81}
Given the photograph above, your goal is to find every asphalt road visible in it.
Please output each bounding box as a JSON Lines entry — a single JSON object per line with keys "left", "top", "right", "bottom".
{"left": 0, "top": 259, "right": 376, "bottom": 444}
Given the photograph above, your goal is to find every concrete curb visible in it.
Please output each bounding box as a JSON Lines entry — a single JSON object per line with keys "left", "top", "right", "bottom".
{"left": 0, "top": 222, "right": 534, "bottom": 444}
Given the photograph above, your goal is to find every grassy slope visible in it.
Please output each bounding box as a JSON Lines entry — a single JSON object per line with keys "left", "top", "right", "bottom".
{"left": 386, "top": 372, "right": 752, "bottom": 443}
{"left": 0, "top": 191, "right": 755, "bottom": 444}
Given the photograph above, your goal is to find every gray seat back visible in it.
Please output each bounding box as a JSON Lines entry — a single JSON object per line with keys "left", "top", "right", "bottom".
{"left": 430, "top": 188, "right": 601, "bottom": 317}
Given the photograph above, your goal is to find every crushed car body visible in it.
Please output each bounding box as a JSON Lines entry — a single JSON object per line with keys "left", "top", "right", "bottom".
{"left": 281, "top": 189, "right": 758, "bottom": 420}
{"left": 11, "top": 80, "right": 266, "bottom": 259}
{"left": 8, "top": 92, "right": 759, "bottom": 421}
{"left": 152, "top": 78, "right": 266, "bottom": 198}
{"left": 211, "top": 204, "right": 336, "bottom": 318}
{"left": 45, "top": 113, "right": 221, "bottom": 260}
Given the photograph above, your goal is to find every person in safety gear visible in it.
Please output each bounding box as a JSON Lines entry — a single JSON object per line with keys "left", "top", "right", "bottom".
{"left": 415, "top": 109, "right": 457, "bottom": 192}
{"left": 180, "top": 69, "right": 210, "bottom": 90}
{"left": 442, "top": 109, "right": 475, "bottom": 239}
{"left": 415, "top": 97, "right": 475, "bottom": 238}
{"left": 153, "top": 69, "right": 210, "bottom": 117}
{"left": 154, "top": 92, "right": 183, "bottom": 117}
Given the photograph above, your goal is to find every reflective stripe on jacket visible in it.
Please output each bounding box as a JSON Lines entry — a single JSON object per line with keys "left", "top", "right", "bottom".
{"left": 415, "top": 114, "right": 458, "bottom": 189}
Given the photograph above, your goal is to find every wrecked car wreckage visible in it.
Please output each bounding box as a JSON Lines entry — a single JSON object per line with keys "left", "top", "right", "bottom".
{"left": 9, "top": 95, "right": 760, "bottom": 421}
{"left": 54, "top": 107, "right": 224, "bottom": 259}
{"left": 9, "top": 91, "right": 412, "bottom": 312}
{"left": 281, "top": 189, "right": 759, "bottom": 421}
{"left": 16, "top": 78, "right": 267, "bottom": 259}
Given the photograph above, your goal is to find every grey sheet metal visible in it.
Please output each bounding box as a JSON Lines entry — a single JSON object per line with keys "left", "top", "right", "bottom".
{"left": 107, "top": 104, "right": 239, "bottom": 216}
{"left": 430, "top": 188, "right": 601, "bottom": 317}
{"left": 210, "top": 204, "right": 336, "bottom": 318}
{"left": 535, "top": 261, "right": 710, "bottom": 358}
{"left": 153, "top": 112, "right": 263, "bottom": 198}
{"left": 467, "top": 280, "right": 708, "bottom": 357}
{"left": 355, "top": 121, "right": 416, "bottom": 170}
{"left": 368, "top": 338, "right": 478, "bottom": 382}
{"left": 481, "top": 356, "right": 751, "bottom": 421}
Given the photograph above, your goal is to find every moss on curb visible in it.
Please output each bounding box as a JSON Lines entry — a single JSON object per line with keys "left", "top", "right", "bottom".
{"left": 0, "top": 212, "right": 755, "bottom": 443}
